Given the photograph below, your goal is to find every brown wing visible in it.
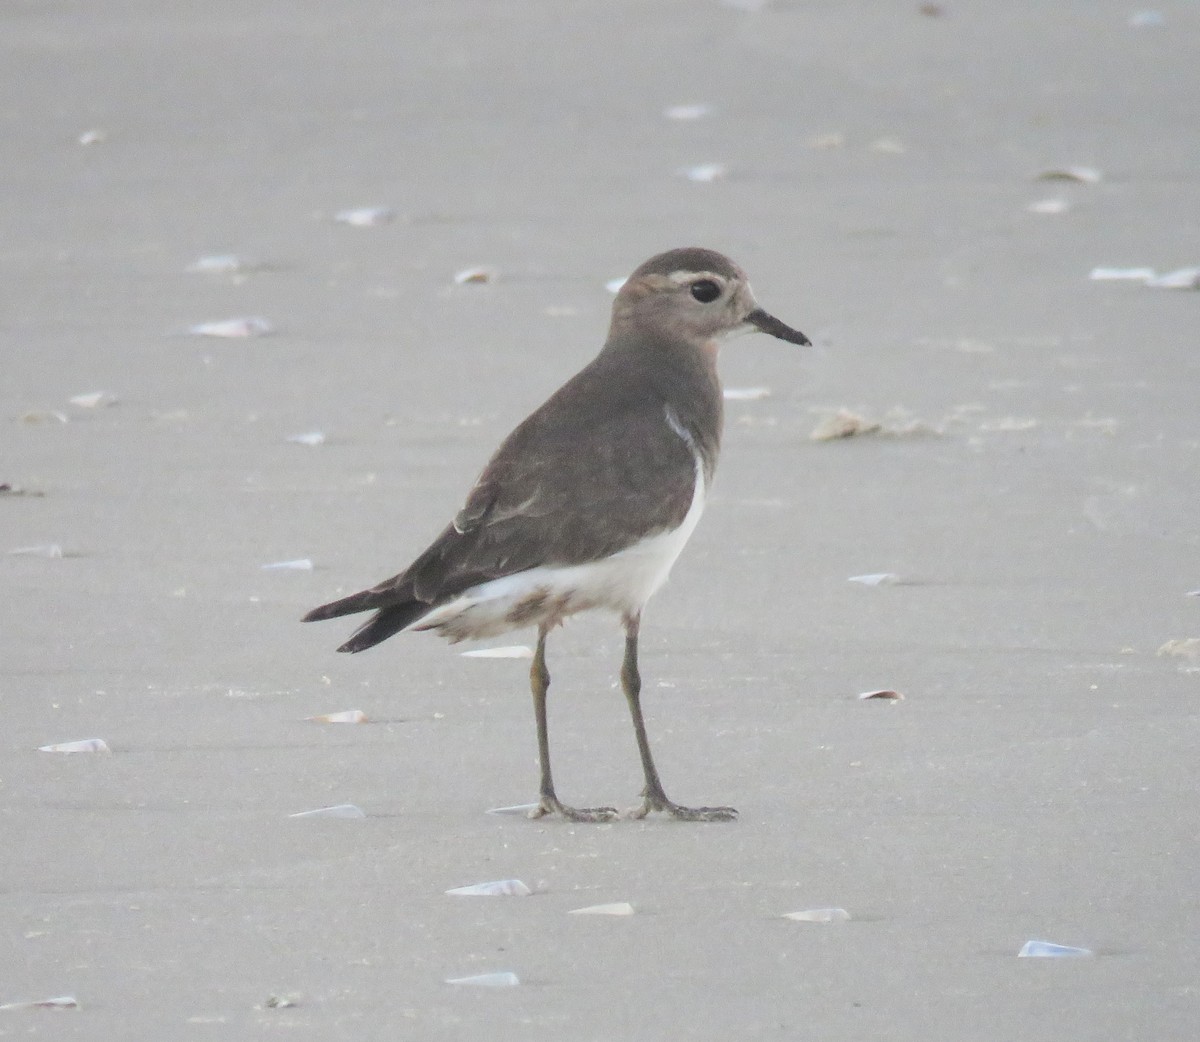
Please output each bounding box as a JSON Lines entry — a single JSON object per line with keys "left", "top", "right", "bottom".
{"left": 305, "top": 337, "right": 714, "bottom": 627}
{"left": 405, "top": 376, "right": 697, "bottom": 602}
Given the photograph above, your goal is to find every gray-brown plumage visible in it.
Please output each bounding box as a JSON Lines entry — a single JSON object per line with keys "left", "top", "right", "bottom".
{"left": 304, "top": 247, "right": 809, "bottom": 821}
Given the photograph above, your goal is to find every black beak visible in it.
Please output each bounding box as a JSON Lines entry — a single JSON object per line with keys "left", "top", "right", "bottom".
{"left": 746, "top": 307, "right": 810, "bottom": 346}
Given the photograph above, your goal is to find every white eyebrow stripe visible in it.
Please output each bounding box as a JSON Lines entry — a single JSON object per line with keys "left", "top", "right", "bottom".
{"left": 666, "top": 269, "right": 726, "bottom": 286}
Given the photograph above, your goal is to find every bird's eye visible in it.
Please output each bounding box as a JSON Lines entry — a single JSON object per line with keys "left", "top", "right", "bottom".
{"left": 689, "top": 279, "right": 721, "bottom": 303}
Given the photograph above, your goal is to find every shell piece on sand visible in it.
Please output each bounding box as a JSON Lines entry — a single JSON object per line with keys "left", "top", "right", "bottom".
{"left": 605, "top": 277, "right": 628, "bottom": 294}
{"left": 461, "top": 645, "right": 533, "bottom": 659}
{"left": 188, "top": 317, "right": 273, "bottom": 338}
{"left": 8, "top": 544, "right": 65, "bottom": 559}
{"left": 186, "top": 254, "right": 250, "bottom": 274}
{"left": 1089, "top": 267, "right": 1155, "bottom": 282}
{"left": 261, "top": 559, "right": 314, "bottom": 571}
{"left": 286, "top": 431, "right": 326, "bottom": 446}
{"left": 858, "top": 689, "right": 904, "bottom": 701}
{"left": 445, "top": 879, "right": 532, "bottom": 897}
{"left": 783, "top": 908, "right": 851, "bottom": 923}
{"left": 979, "top": 416, "right": 1039, "bottom": 432}
{"left": 444, "top": 972, "right": 520, "bottom": 987}
{"left": 485, "top": 803, "right": 541, "bottom": 816}
{"left": 677, "top": 162, "right": 727, "bottom": 183}
{"left": 1157, "top": 638, "right": 1200, "bottom": 659}
{"left": 0, "top": 995, "right": 78, "bottom": 1011}
{"left": 1128, "top": 11, "right": 1166, "bottom": 28}
{"left": 453, "top": 266, "right": 497, "bottom": 285}
{"left": 1027, "top": 198, "right": 1071, "bottom": 214}
{"left": 68, "top": 391, "right": 117, "bottom": 408}
{"left": 288, "top": 804, "right": 365, "bottom": 819}
{"left": 306, "top": 709, "right": 366, "bottom": 724}
{"left": 723, "top": 387, "right": 771, "bottom": 401}
{"left": 663, "top": 104, "right": 711, "bottom": 120}
{"left": 568, "top": 902, "right": 635, "bottom": 916}
{"left": 809, "top": 409, "right": 882, "bottom": 441}
{"left": 78, "top": 129, "right": 105, "bottom": 145}
{"left": 1018, "top": 940, "right": 1093, "bottom": 958}
{"left": 848, "top": 572, "right": 899, "bottom": 587}
{"left": 38, "top": 738, "right": 111, "bottom": 754}
{"left": 1145, "top": 267, "right": 1200, "bottom": 290}
{"left": 1036, "top": 165, "right": 1102, "bottom": 184}
{"left": 335, "top": 206, "right": 394, "bottom": 227}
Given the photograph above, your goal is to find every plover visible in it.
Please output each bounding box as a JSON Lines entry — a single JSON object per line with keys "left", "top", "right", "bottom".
{"left": 304, "top": 247, "right": 810, "bottom": 822}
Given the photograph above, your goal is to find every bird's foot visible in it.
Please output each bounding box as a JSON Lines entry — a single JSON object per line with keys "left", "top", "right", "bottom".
{"left": 629, "top": 793, "right": 738, "bottom": 822}
{"left": 528, "top": 795, "right": 619, "bottom": 823}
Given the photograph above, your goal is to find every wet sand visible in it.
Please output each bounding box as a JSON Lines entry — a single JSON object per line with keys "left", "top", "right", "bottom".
{"left": 3, "top": 2, "right": 1199, "bottom": 1038}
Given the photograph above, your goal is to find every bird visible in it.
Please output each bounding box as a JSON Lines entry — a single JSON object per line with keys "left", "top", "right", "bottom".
{"left": 303, "top": 247, "right": 810, "bottom": 822}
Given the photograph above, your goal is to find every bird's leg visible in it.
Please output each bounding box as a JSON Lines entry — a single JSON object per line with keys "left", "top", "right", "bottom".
{"left": 527, "top": 625, "right": 618, "bottom": 823}
{"left": 621, "top": 614, "right": 737, "bottom": 822}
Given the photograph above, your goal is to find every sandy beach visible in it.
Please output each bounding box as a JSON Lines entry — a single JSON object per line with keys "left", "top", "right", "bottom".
{"left": 3, "top": 1, "right": 1199, "bottom": 1038}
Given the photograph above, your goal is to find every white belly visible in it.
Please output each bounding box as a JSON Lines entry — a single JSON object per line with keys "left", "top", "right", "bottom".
{"left": 410, "top": 460, "right": 706, "bottom": 641}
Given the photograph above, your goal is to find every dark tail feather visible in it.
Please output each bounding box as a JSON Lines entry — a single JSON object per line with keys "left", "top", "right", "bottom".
{"left": 302, "top": 588, "right": 387, "bottom": 623}
{"left": 336, "top": 602, "right": 430, "bottom": 653}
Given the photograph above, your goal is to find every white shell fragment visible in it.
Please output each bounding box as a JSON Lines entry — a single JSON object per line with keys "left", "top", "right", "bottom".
{"left": 1145, "top": 267, "right": 1200, "bottom": 290}
{"left": 783, "top": 908, "right": 851, "bottom": 923}
{"left": 453, "top": 266, "right": 497, "bottom": 285}
{"left": 663, "top": 104, "right": 711, "bottom": 120}
{"left": 69, "top": 391, "right": 117, "bottom": 408}
{"left": 38, "top": 738, "right": 111, "bottom": 754}
{"left": 461, "top": 645, "right": 534, "bottom": 659}
{"left": 188, "top": 317, "right": 273, "bottom": 338}
{"left": 261, "top": 558, "right": 314, "bottom": 571}
{"left": 723, "top": 387, "right": 772, "bottom": 401}
{"left": 8, "top": 544, "right": 65, "bottom": 558}
{"left": 286, "top": 431, "right": 326, "bottom": 446}
{"left": 1036, "top": 166, "right": 1102, "bottom": 184}
{"left": 569, "top": 902, "right": 635, "bottom": 916}
{"left": 1027, "top": 198, "right": 1071, "bottom": 214}
{"left": 978, "top": 416, "right": 1039, "bottom": 432}
{"left": 605, "top": 277, "right": 628, "bottom": 294}
{"left": 810, "top": 410, "right": 881, "bottom": 441}
{"left": 0, "top": 995, "right": 79, "bottom": 1011}
{"left": 186, "top": 254, "right": 253, "bottom": 274}
{"left": 20, "top": 410, "right": 70, "bottom": 424}
{"left": 1089, "top": 267, "right": 1156, "bottom": 282}
{"left": 677, "top": 163, "right": 727, "bottom": 183}
{"left": 288, "top": 804, "right": 365, "bottom": 819}
{"left": 78, "top": 129, "right": 105, "bottom": 146}
{"left": 335, "top": 206, "right": 394, "bottom": 227}
{"left": 444, "top": 972, "right": 520, "bottom": 987}
{"left": 858, "top": 689, "right": 904, "bottom": 701}
{"left": 1157, "top": 638, "right": 1200, "bottom": 659}
{"left": 848, "top": 573, "right": 899, "bottom": 587}
{"left": 485, "top": 803, "right": 541, "bottom": 816}
{"left": 1129, "top": 10, "right": 1166, "bottom": 28}
{"left": 445, "top": 879, "right": 532, "bottom": 897}
{"left": 306, "top": 709, "right": 367, "bottom": 724}
{"left": 1018, "top": 940, "right": 1094, "bottom": 958}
